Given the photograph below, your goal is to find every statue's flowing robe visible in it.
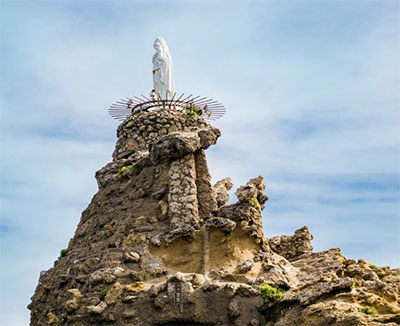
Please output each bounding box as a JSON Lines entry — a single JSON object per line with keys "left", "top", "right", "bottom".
{"left": 152, "top": 50, "right": 174, "bottom": 100}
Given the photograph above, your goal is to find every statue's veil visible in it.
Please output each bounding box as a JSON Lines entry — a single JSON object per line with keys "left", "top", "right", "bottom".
{"left": 155, "top": 37, "right": 174, "bottom": 99}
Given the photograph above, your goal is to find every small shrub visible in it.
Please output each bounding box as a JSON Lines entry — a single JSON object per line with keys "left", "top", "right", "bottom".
{"left": 60, "top": 249, "right": 68, "bottom": 258}
{"left": 259, "top": 283, "right": 285, "bottom": 304}
{"left": 351, "top": 282, "right": 356, "bottom": 289}
{"left": 184, "top": 106, "right": 201, "bottom": 116}
{"left": 117, "top": 166, "right": 127, "bottom": 179}
{"left": 61, "top": 267, "right": 69, "bottom": 275}
{"left": 117, "top": 163, "right": 141, "bottom": 180}
{"left": 369, "top": 264, "right": 377, "bottom": 269}
{"left": 130, "top": 162, "right": 141, "bottom": 174}
{"left": 99, "top": 289, "right": 108, "bottom": 300}
{"left": 251, "top": 197, "right": 260, "bottom": 208}
{"left": 392, "top": 272, "right": 399, "bottom": 276}
{"left": 359, "top": 306, "right": 378, "bottom": 315}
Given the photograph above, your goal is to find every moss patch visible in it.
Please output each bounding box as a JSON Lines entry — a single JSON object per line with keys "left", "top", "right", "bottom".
{"left": 117, "top": 163, "right": 142, "bottom": 180}
{"left": 359, "top": 306, "right": 378, "bottom": 315}
{"left": 251, "top": 197, "right": 260, "bottom": 208}
{"left": 130, "top": 162, "right": 141, "bottom": 174}
{"left": 183, "top": 106, "right": 201, "bottom": 116}
{"left": 99, "top": 288, "right": 108, "bottom": 300}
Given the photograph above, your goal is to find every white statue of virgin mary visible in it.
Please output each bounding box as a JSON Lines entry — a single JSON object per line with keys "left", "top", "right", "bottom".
{"left": 152, "top": 37, "right": 174, "bottom": 100}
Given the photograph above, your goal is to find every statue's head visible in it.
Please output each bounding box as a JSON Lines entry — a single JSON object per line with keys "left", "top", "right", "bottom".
{"left": 153, "top": 38, "right": 162, "bottom": 52}
{"left": 154, "top": 37, "right": 169, "bottom": 55}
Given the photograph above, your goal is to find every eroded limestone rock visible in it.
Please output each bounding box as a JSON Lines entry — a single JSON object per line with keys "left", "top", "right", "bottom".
{"left": 65, "top": 288, "right": 82, "bottom": 312}
{"left": 87, "top": 301, "right": 107, "bottom": 315}
{"left": 47, "top": 312, "right": 60, "bottom": 325}
{"left": 235, "top": 176, "right": 268, "bottom": 208}
{"left": 89, "top": 268, "right": 116, "bottom": 284}
{"left": 238, "top": 259, "right": 255, "bottom": 274}
{"left": 124, "top": 251, "right": 140, "bottom": 263}
{"left": 29, "top": 109, "right": 398, "bottom": 326}
{"left": 213, "top": 177, "right": 233, "bottom": 207}
{"left": 206, "top": 216, "right": 236, "bottom": 233}
{"left": 269, "top": 226, "right": 314, "bottom": 260}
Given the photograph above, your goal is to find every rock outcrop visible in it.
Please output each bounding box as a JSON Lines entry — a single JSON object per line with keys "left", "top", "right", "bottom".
{"left": 29, "top": 109, "right": 400, "bottom": 326}
{"left": 268, "top": 226, "right": 313, "bottom": 261}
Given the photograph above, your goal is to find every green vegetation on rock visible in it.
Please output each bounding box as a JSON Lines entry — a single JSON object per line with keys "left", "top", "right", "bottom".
{"left": 369, "top": 264, "right": 377, "bottom": 269}
{"left": 259, "top": 283, "right": 285, "bottom": 304}
{"left": 117, "top": 163, "right": 142, "bottom": 180}
{"left": 359, "top": 306, "right": 378, "bottom": 315}
{"left": 251, "top": 197, "right": 260, "bottom": 208}
{"left": 99, "top": 289, "right": 108, "bottom": 300}
{"left": 335, "top": 249, "right": 344, "bottom": 258}
{"left": 130, "top": 162, "right": 141, "bottom": 174}
{"left": 117, "top": 166, "right": 127, "bottom": 179}
{"left": 60, "top": 249, "right": 68, "bottom": 258}
{"left": 183, "top": 106, "right": 201, "bottom": 116}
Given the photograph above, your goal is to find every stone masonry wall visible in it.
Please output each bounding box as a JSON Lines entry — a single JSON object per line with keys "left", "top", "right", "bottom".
{"left": 167, "top": 153, "right": 200, "bottom": 241}
{"left": 113, "top": 110, "right": 209, "bottom": 160}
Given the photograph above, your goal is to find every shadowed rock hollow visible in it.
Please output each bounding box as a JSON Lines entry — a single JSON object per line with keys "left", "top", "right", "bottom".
{"left": 29, "top": 110, "right": 400, "bottom": 326}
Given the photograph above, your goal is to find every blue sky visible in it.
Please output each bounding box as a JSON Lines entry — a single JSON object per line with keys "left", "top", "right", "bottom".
{"left": 1, "top": 1, "right": 399, "bottom": 325}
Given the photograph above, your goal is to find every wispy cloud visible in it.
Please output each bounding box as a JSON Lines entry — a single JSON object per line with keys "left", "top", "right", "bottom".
{"left": 1, "top": 1, "right": 399, "bottom": 325}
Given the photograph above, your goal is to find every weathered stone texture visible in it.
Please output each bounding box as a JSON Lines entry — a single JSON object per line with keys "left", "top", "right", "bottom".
{"left": 213, "top": 177, "right": 233, "bottom": 207}
{"left": 29, "top": 109, "right": 399, "bottom": 326}
{"left": 167, "top": 153, "right": 200, "bottom": 240}
{"left": 113, "top": 109, "right": 218, "bottom": 161}
{"left": 195, "top": 149, "right": 218, "bottom": 218}
{"left": 269, "top": 226, "right": 314, "bottom": 260}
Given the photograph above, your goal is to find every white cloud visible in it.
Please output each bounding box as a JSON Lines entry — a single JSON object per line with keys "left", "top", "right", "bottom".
{"left": 1, "top": 1, "right": 399, "bottom": 324}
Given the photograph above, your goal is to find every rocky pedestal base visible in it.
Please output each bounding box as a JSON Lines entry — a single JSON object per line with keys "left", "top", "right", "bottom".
{"left": 29, "top": 110, "right": 400, "bottom": 326}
